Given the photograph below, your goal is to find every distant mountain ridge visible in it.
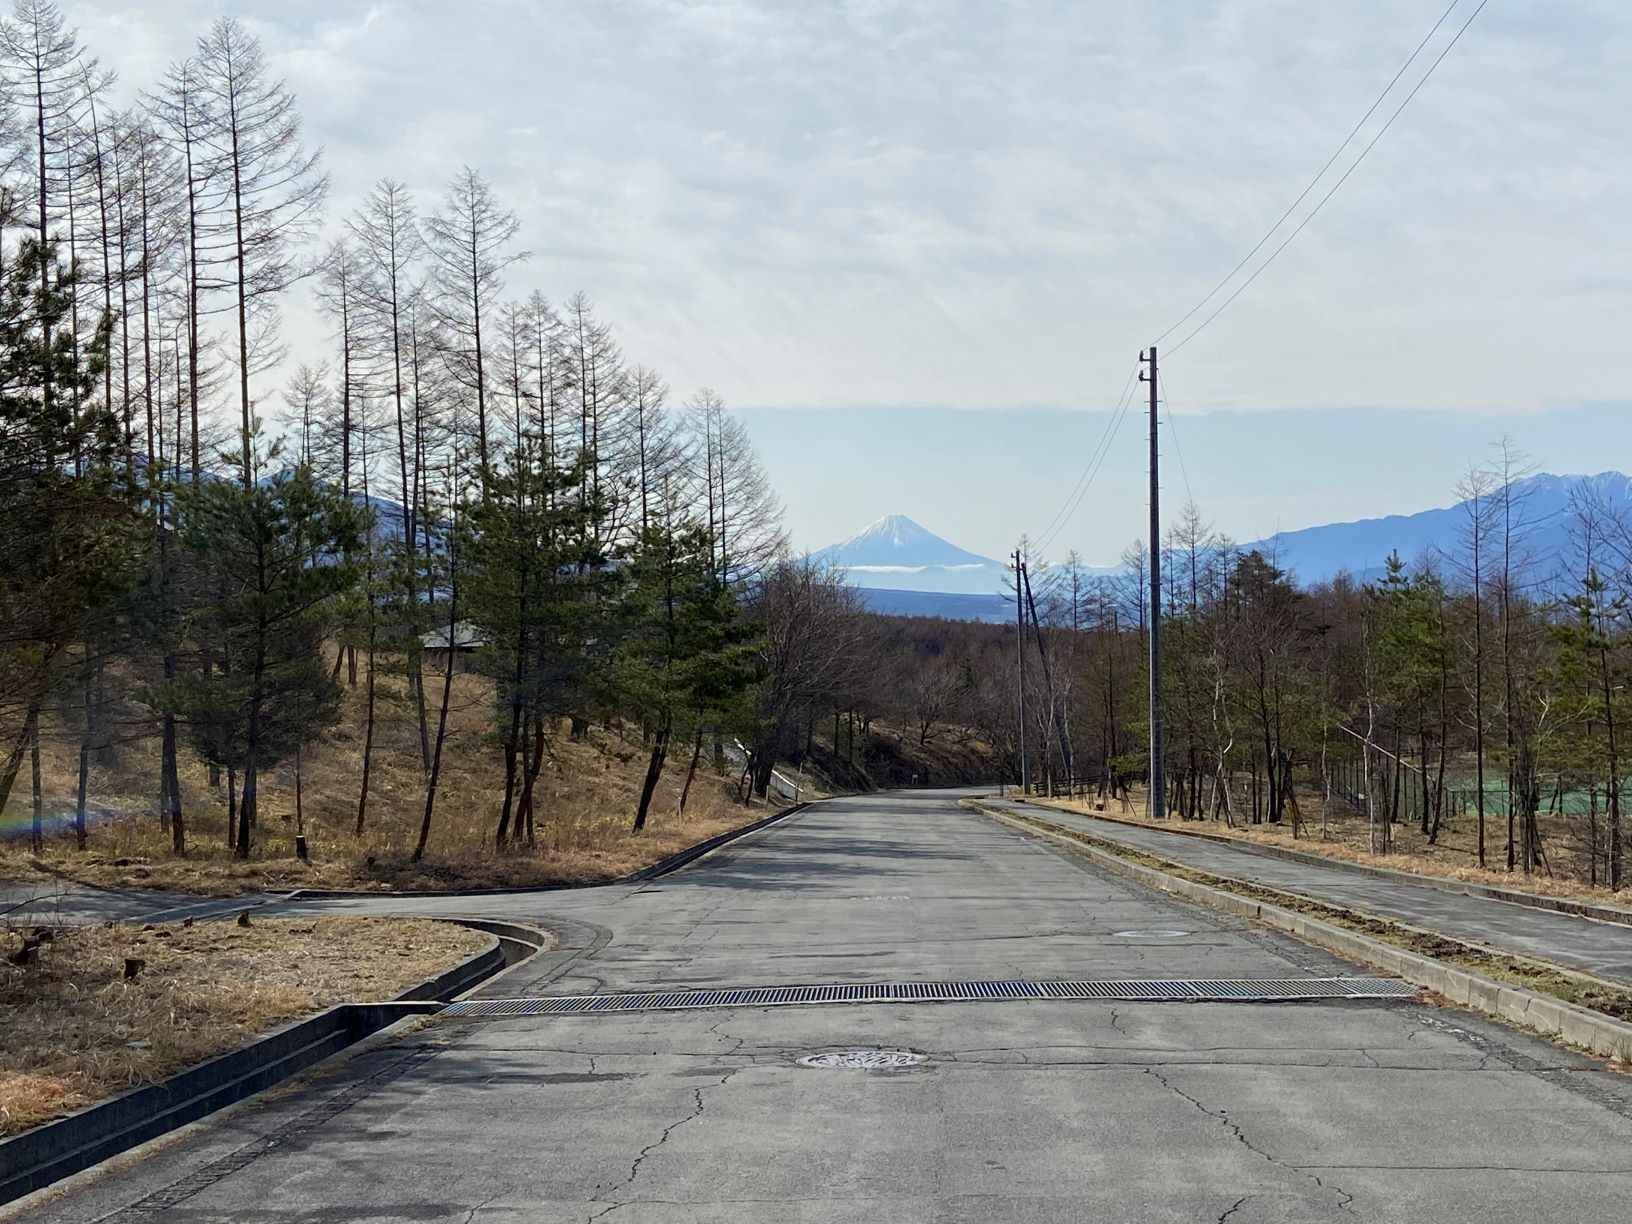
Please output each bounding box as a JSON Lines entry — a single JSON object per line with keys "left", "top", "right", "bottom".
{"left": 813, "top": 473, "right": 1632, "bottom": 622}
{"left": 1244, "top": 470, "right": 1632, "bottom": 585}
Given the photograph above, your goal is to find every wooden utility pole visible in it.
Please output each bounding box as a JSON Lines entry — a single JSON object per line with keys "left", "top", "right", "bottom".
{"left": 1014, "top": 549, "right": 1030, "bottom": 794}
{"left": 1022, "top": 559, "right": 1074, "bottom": 792}
{"left": 1141, "top": 347, "right": 1164, "bottom": 818}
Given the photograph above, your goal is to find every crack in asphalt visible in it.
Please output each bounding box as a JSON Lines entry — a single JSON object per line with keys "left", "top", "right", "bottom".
{"left": 705, "top": 1017, "right": 746, "bottom": 1057}
{"left": 585, "top": 1068, "right": 742, "bottom": 1222}
{"left": 1409, "top": 1014, "right": 1632, "bottom": 1122}
{"left": 1145, "top": 1066, "right": 1358, "bottom": 1217}
{"left": 1218, "top": 1194, "right": 1252, "bottom": 1224}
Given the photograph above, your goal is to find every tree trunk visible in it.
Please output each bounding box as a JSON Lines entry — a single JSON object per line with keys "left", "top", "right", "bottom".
{"left": 634, "top": 726, "right": 671, "bottom": 832}
{"left": 495, "top": 697, "right": 524, "bottom": 849}
{"left": 679, "top": 728, "right": 705, "bottom": 816}
{"left": 75, "top": 670, "right": 93, "bottom": 850}
{"left": 1604, "top": 647, "right": 1622, "bottom": 892}
{"left": 517, "top": 715, "right": 547, "bottom": 848}
{"left": 354, "top": 643, "right": 377, "bottom": 836}
{"left": 238, "top": 724, "right": 258, "bottom": 858}
{"left": 163, "top": 709, "right": 184, "bottom": 856}
{"left": 0, "top": 685, "right": 50, "bottom": 819}
{"left": 414, "top": 541, "right": 460, "bottom": 863}
{"left": 30, "top": 712, "right": 43, "bottom": 855}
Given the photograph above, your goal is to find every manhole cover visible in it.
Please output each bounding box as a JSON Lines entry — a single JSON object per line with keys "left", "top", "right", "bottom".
{"left": 1112, "top": 929, "right": 1192, "bottom": 939}
{"left": 797, "top": 1049, "right": 927, "bottom": 1070}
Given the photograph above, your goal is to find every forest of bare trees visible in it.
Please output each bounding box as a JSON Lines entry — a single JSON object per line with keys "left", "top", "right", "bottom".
{"left": 855, "top": 466, "right": 1632, "bottom": 893}
{"left": 7, "top": 1, "right": 1625, "bottom": 903}
{"left": 0, "top": 2, "right": 862, "bottom": 872}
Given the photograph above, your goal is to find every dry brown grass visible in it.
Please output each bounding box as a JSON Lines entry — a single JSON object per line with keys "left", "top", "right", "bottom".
{"left": 0, "top": 669, "right": 771, "bottom": 895}
{"left": 1035, "top": 788, "right": 1632, "bottom": 908}
{"left": 0, "top": 916, "right": 489, "bottom": 1137}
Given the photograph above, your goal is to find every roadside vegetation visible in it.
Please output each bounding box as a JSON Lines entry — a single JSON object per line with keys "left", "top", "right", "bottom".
{"left": 0, "top": 4, "right": 931, "bottom": 891}
{"left": 0, "top": 916, "right": 488, "bottom": 1136}
{"left": 896, "top": 467, "right": 1632, "bottom": 898}
{"left": 1033, "top": 789, "right": 1630, "bottom": 908}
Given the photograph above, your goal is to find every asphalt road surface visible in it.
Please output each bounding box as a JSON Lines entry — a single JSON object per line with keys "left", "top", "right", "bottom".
{"left": 984, "top": 796, "right": 1632, "bottom": 983}
{"left": 11, "top": 790, "right": 1632, "bottom": 1223}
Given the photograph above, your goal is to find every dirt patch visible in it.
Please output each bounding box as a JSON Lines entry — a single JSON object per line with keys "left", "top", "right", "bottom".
{"left": 996, "top": 809, "right": 1632, "bottom": 1026}
{"left": 0, "top": 917, "right": 489, "bottom": 1137}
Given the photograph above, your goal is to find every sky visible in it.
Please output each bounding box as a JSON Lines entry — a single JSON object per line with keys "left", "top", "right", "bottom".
{"left": 73, "top": 0, "right": 1632, "bottom": 564}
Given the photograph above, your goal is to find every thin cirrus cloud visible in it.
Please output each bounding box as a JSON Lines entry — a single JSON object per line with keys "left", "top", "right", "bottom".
{"left": 71, "top": 1, "right": 1631, "bottom": 416}
{"left": 63, "top": 1, "right": 1632, "bottom": 562}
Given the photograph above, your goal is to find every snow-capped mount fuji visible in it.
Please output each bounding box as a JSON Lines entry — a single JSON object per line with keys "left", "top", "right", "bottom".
{"left": 810, "top": 515, "right": 1009, "bottom": 595}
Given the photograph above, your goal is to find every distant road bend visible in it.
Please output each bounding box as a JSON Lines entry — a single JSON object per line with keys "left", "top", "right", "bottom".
{"left": 11, "top": 789, "right": 1632, "bottom": 1224}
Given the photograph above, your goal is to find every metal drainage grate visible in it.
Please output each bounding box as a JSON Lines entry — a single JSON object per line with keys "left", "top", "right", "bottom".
{"left": 798, "top": 1049, "right": 927, "bottom": 1070}
{"left": 440, "top": 976, "right": 1418, "bottom": 1018}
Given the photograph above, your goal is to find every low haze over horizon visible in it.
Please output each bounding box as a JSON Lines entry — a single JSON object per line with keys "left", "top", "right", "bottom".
{"left": 86, "top": 0, "right": 1632, "bottom": 560}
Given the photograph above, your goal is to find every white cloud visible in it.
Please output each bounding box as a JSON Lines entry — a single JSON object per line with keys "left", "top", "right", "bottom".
{"left": 52, "top": 0, "right": 1632, "bottom": 421}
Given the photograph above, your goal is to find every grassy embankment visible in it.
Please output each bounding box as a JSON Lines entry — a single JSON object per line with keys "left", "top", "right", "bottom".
{"left": 0, "top": 916, "right": 489, "bottom": 1137}
{"left": 0, "top": 671, "right": 769, "bottom": 896}
{"left": 1034, "top": 787, "right": 1630, "bottom": 907}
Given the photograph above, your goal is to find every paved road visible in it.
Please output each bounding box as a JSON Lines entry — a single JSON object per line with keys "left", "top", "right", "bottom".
{"left": 985, "top": 797, "right": 1632, "bottom": 983}
{"left": 12, "top": 791, "right": 1632, "bottom": 1223}
{"left": 0, "top": 877, "right": 269, "bottom": 926}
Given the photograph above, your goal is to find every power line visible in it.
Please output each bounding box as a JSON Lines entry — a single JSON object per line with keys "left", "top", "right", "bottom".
{"left": 1032, "top": 362, "right": 1138, "bottom": 549}
{"left": 1033, "top": 364, "right": 1142, "bottom": 555}
{"left": 1031, "top": 361, "right": 1139, "bottom": 551}
{"left": 1162, "top": 0, "right": 1490, "bottom": 357}
{"left": 1160, "top": 370, "right": 1195, "bottom": 509}
{"left": 1153, "top": 0, "right": 1461, "bottom": 349}
{"left": 1032, "top": 3, "right": 1489, "bottom": 562}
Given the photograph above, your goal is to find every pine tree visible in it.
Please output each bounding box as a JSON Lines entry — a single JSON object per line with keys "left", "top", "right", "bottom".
{"left": 0, "top": 237, "right": 136, "bottom": 822}
{"left": 462, "top": 441, "right": 605, "bottom": 849}
{"left": 616, "top": 510, "right": 756, "bottom": 831}
{"left": 168, "top": 430, "right": 365, "bottom": 857}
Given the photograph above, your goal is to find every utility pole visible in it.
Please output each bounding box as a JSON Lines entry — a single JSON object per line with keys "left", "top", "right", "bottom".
{"left": 1140, "top": 346, "right": 1164, "bottom": 819}
{"left": 1014, "top": 549, "right": 1029, "bottom": 795}
{"left": 1022, "top": 559, "right": 1074, "bottom": 793}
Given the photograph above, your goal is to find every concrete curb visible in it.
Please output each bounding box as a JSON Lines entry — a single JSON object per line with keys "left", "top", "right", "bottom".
{"left": 0, "top": 918, "right": 529, "bottom": 1206}
{"left": 1015, "top": 796, "right": 1632, "bottom": 928}
{"left": 283, "top": 801, "right": 812, "bottom": 901}
{"left": 975, "top": 802, "right": 1632, "bottom": 1061}
{"left": 625, "top": 801, "right": 809, "bottom": 881}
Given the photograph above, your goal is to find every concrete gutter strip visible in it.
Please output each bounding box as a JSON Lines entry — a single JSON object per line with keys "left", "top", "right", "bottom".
{"left": 978, "top": 803, "right": 1632, "bottom": 1061}
{"left": 1017, "top": 797, "right": 1632, "bottom": 928}
{"left": 0, "top": 921, "right": 530, "bottom": 1206}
